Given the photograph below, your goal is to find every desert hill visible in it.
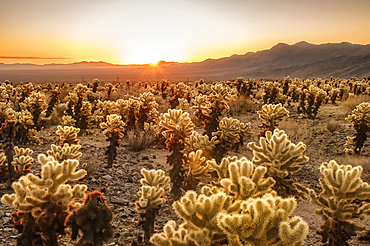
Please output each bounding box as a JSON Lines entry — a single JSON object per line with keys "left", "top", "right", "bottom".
{"left": 1, "top": 41, "right": 370, "bottom": 82}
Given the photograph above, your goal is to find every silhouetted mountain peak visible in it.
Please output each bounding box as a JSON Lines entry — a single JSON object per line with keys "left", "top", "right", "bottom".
{"left": 293, "top": 41, "right": 315, "bottom": 48}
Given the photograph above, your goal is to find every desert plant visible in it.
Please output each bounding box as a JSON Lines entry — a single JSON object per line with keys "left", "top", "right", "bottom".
{"left": 297, "top": 85, "right": 327, "bottom": 119}
{"left": 11, "top": 146, "right": 33, "bottom": 176}
{"left": 45, "top": 86, "right": 61, "bottom": 118}
{"left": 192, "top": 83, "right": 235, "bottom": 139}
{"left": 133, "top": 169, "right": 170, "bottom": 244}
{"left": 12, "top": 110, "right": 39, "bottom": 144}
{"left": 257, "top": 103, "right": 289, "bottom": 139}
{"left": 56, "top": 125, "right": 80, "bottom": 146}
{"left": 217, "top": 193, "right": 309, "bottom": 246}
{"left": 66, "top": 190, "right": 114, "bottom": 246}
{"left": 20, "top": 91, "right": 50, "bottom": 130}
{"left": 1, "top": 154, "right": 87, "bottom": 245}
{"left": 46, "top": 143, "right": 82, "bottom": 162}
{"left": 248, "top": 129, "right": 310, "bottom": 200}
{"left": 100, "top": 114, "right": 125, "bottom": 168}
{"left": 151, "top": 156, "right": 308, "bottom": 245}
{"left": 309, "top": 160, "right": 370, "bottom": 246}
{"left": 326, "top": 119, "right": 339, "bottom": 133}
{"left": 344, "top": 102, "right": 370, "bottom": 154}
{"left": 261, "top": 81, "right": 282, "bottom": 105}
{"left": 159, "top": 109, "right": 195, "bottom": 200}
{"left": 124, "top": 128, "right": 152, "bottom": 151}
{"left": 184, "top": 131, "right": 219, "bottom": 160}
{"left": 0, "top": 119, "right": 16, "bottom": 177}
{"left": 182, "top": 150, "right": 212, "bottom": 191}
{"left": 212, "top": 117, "right": 252, "bottom": 162}
{"left": 137, "top": 92, "right": 158, "bottom": 130}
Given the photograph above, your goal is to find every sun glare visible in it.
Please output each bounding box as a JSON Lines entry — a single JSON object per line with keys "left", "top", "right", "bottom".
{"left": 149, "top": 61, "right": 159, "bottom": 66}
{"left": 122, "top": 41, "right": 182, "bottom": 65}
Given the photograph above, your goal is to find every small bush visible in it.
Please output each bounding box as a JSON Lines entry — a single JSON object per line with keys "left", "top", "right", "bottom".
{"left": 326, "top": 119, "right": 339, "bottom": 133}
{"left": 124, "top": 129, "right": 152, "bottom": 151}
{"left": 279, "top": 120, "right": 312, "bottom": 143}
{"left": 81, "top": 155, "right": 101, "bottom": 178}
{"left": 227, "top": 95, "right": 256, "bottom": 116}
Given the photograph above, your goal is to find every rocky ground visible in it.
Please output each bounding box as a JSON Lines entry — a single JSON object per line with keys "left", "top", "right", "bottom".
{"left": 1, "top": 100, "right": 370, "bottom": 246}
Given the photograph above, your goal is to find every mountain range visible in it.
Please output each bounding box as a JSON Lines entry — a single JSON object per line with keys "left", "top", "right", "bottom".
{"left": 1, "top": 41, "right": 370, "bottom": 82}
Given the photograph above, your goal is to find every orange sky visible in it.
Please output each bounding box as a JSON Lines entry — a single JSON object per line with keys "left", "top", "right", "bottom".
{"left": 1, "top": 0, "right": 370, "bottom": 65}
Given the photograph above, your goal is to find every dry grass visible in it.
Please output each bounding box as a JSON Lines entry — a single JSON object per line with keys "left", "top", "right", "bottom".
{"left": 326, "top": 119, "right": 339, "bottom": 133}
{"left": 124, "top": 129, "right": 153, "bottom": 151}
{"left": 228, "top": 95, "right": 257, "bottom": 116}
{"left": 81, "top": 154, "right": 102, "bottom": 178}
{"left": 342, "top": 95, "right": 370, "bottom": 113}
{"left": 278, "top": 120, "right": 312, "bottom": 144}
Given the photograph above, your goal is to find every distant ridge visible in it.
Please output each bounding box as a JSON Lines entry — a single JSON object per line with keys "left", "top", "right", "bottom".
{"left": 1, "top": 41, "right": 370, "bottom": 82}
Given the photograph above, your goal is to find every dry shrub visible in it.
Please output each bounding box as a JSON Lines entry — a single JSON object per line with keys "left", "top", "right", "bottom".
{"left": 337, "top": 155, "right": 370, "bottom": 183}
{"left": 326, "top": 119, "right": 339, "bottom": 133}
{"left": 342, "top": 95, "right": 370, "bottom": 113}
{"left": 124, "top": 129, "right": 152, "bottom": 151}
{"left": 81, "top": 155, "right": 102, "bottom": 178}
{"left": 228, "top": 95, "right": 256, "bottom": 116}
{"left": 278, "top": 120, "right": 312, "bottom": 144}
{"left": 155, "top": 95, "right": 169, "bottom": 114}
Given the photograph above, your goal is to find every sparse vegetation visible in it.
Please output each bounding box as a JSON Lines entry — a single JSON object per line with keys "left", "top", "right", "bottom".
{"left": 1, "top": 76, "right": 370, "bottom": 245}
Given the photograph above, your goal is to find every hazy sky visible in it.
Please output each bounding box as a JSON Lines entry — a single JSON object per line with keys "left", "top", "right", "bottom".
{"left": 1, "top": 0, "right": 370, "bottom": 65}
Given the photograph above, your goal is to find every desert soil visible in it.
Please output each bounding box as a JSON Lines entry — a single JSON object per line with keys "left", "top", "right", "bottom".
{"left": 1, "top": 100, "right": 370, "bottom": 246}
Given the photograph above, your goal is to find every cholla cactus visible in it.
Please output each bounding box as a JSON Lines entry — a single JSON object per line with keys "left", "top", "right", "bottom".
{"left": 257, "top": 103, "right": 289, "bottom": 139}
{"left": 177, "top": 98, "right": 189, "bottom": 110}
{"left": 64, "top": 84, "right": 91, "bottom": 132}
{"left": 96, "top": 100, "right": 119, "bottom": 120}
{"left": 56, "top": 125, "right": 80, "bottom": 146}
{"left": 137, "top": 92, "right": 158, "bottom": 130}
{"left": 66, "top": 191, "right": 114, "bottom": 246}
{"left": 329, "top": 88, "right": 340, "bottom": 104}
{"left": 207, "top": 156, "right": 275, "bottom": 199}
{"left": 11, "top": 146, "right": 33, "bottom": 176}
{"left": 134, "top": 169, "right": 170, "bottom": 244}
{"left": 217, "top": 193, "right": 308, "bottom": 246}
{"left": 248, "top": 129, "right": 309, "bottom": 200}
{"left": 183, "top": 150, "right": 212, "bottom": 191}
{"left": 151, "top": 156, "right": 277, "bottom": 245}
{"left": 13, "top": 110, "right": 38, "bottom": 144}
{"left": 192, "top": 84, "right": 236, "bottom": 139}
{"left": 1, "top": 120, "right": 16, "bottom": 176}
{"left": 78, "top": 101, "right": 93, "bottom": 132}
{"left": 62, "top": 115, "right": 77, "bottom": 126}
{"left": 168, "top": 82, "right": 191, "bottom": 109}
{"left": 309, "top": 160, "right": 370, "bottom": 245}
{"left": 212, "top": 117, "right": 252, "bottom": 162}
{"left": 184, "top": 131, "right": 219, "bottom": 160}
{"left": 47, "top": 144, "right": 82, "bottom": 163}
{"left": 261, "top": 81, "right": 283, "bottom": 104}
{"left": 1, "top": 154, "right": 87, "bottom": 245}
{"left": 297, "top": 85, "right": 327, "bottom": 119}
{"left": 0, "top": 102, "right": 14, "bottom": 124}
{"left": 100, "top": 114, "right": 125, "bottom": 168}
{"left": 45, "top": 86, "right": 61, "bottom": 117}
{"left": 344, "top": 102, "right": 370, "bottom": 154}
{"left": 160, "top": 109, "right": 195, "bottom": 199}
{"left": 20, "top": 91, "right": 49, "bottom": 130}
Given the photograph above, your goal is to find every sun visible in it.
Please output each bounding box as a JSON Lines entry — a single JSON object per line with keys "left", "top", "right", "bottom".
{"left": 149, "top": 61, "right": 160, "bottom": 66}
{"left": 122, "top": 42, "right": 182, "bottom": 65}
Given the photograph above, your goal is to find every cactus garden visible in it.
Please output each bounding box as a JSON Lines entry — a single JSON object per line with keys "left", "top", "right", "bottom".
{"left": 0, "top": 77, "right": 370, "bottom": 246}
